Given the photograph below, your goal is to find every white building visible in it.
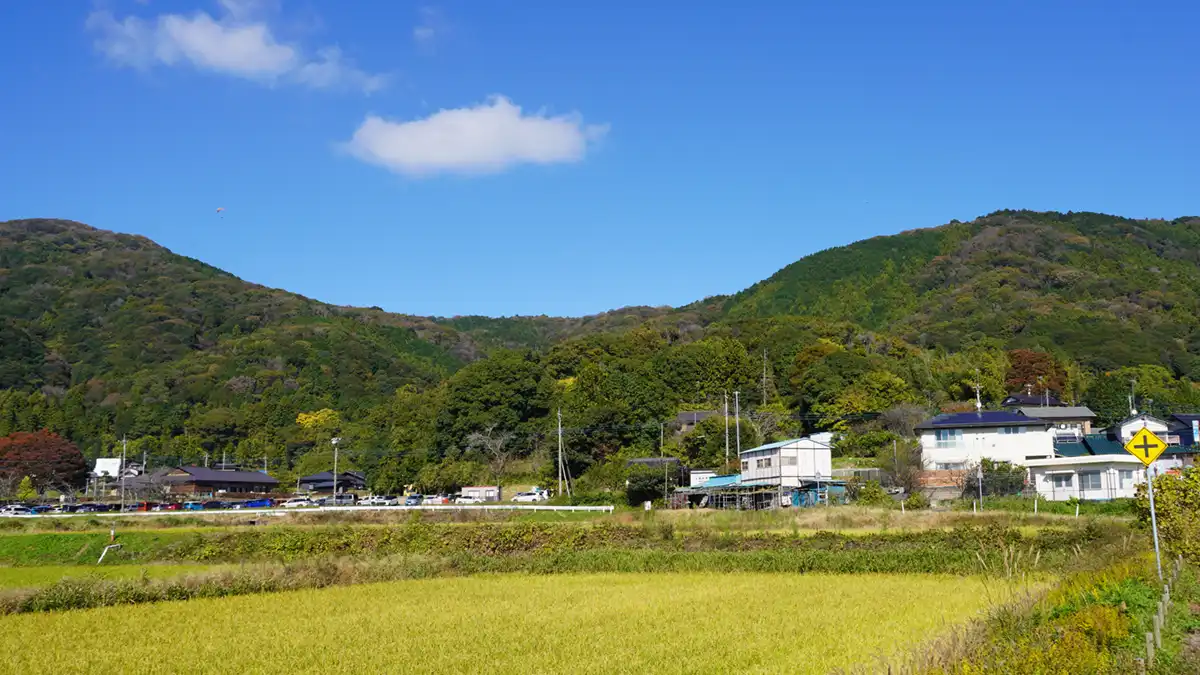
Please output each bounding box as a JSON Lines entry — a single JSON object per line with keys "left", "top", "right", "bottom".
{"left": 1024, "top": 456, "right": 1146, "bottom": 501}
{"left": 738, "top": 433, "right": 833, "bottom": 487}
{"left": 460, "top": 486, "right": 500, "bottom": 501}
{"left": 1116, "top": 413, "right": 1175, "bottom": 444}
{"left": 916, "top": 411, "right": 1054, "bottom": 470}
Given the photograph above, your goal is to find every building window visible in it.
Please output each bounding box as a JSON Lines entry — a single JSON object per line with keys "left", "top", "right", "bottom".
{"left": 1050, "top": 474, "right": 1073, "bottom": 489}
{"left": 754, "top": 457, "right": 773, "bottom": 469}
{"left": 741, "top": 461, "right": 748, "bottom": 471}
{"left": 934, "top": 429, "right": 963, "bottom": 448}
{"left": 782, "top": 456, "right": 797, "bottom": 466}
{"left": 999, "top": 426, "right": 1026, "bottom": 435}
{"left": 1119, "top": 470, "right": 1134, "bottom": 488}
{"left": 1079, "top": 472, "right": 1101, "bottom": 490}
{"left": 935, "top": 462, "right": 964, "bottom": 471}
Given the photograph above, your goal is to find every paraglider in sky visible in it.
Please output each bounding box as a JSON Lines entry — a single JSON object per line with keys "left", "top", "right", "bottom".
{"left": 216, "top": 207, "right": 225, "bottom": 218}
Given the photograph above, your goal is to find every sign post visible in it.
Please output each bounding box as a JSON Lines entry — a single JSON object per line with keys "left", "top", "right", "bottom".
{"left": 1124, "top": 427, "right": 1168, "bottom": 581}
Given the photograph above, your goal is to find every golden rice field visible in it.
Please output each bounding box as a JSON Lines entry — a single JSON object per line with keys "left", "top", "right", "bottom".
{"left": 0, "top": 572, "right": 1028, "bottom": 674}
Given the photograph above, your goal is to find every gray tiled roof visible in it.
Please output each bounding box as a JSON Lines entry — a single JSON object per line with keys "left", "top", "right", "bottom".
{"left": 1017, "top": 406, "right": 1096, "bottom": 419}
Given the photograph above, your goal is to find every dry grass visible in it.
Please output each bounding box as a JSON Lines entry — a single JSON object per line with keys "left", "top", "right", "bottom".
{"left": 0, "top": 564, "right": 217, "bottom": 589}
{"left": 647, "top": 506, "right": 1084, "bottom": 534}
{"left": 0, "top": 572, "right": 1028, "bottom": 674}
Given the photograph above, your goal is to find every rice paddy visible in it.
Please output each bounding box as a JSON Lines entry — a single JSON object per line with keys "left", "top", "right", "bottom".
{"left": 0, "top": 572, "right": 1028, "bottom": 674}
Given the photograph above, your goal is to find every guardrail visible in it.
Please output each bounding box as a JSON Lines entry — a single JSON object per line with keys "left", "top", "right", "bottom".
{"left": 2, "top": 504, "right": 615, "bottom": 518}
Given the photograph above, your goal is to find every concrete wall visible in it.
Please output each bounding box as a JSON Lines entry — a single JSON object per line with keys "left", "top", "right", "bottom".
{"left": 920, "top": 427, "right": 1054, "bottom": 469}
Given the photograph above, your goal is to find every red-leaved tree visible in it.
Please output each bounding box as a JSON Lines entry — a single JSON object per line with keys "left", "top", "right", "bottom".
{"left": 0, "top": 430, "right": 87, "bottom": 494}
{"left": 1005, "top": 349, "right": 1065, "bottom": 396}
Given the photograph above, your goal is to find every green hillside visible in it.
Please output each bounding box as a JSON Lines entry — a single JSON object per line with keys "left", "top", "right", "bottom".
{"left": 2, "top": 212, "right": 1200, "bottom": 495}
{"left": 712, "top": 210, "right": 1200, "bottom": 375}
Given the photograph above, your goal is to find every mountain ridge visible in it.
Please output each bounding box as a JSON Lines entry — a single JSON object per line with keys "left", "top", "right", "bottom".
{"left": 4, "top": 210, "right": 1200, "bottom": 490}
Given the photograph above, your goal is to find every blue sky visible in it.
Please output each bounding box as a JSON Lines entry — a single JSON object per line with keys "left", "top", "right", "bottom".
{"left": 1, "top": 1, "right": 1198, "bottom": 318}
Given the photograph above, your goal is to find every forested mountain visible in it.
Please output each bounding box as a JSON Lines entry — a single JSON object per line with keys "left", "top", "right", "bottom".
{"left": 711, "top": 210, "right": 1200, "bottom": 375}
{"left": 2, "top": 211, "right": 1200, "bottom": 495}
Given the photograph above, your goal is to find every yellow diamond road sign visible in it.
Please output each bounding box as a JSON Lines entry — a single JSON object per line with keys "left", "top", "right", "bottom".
{"left": 1124, "top": 427, "right": 1168, "bottom": 466}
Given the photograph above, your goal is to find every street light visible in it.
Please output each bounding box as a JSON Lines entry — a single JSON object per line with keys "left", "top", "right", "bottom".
{"left": 331, "top": 437, "right": 341, "bottom": 497}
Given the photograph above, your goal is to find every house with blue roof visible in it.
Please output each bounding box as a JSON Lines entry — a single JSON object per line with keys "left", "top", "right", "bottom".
{"left": 915, "top": 411, "right": 1054, "bottom": 470}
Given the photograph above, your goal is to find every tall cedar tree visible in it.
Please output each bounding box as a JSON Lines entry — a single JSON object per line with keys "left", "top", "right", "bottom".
{"left": 0, "top": 430, "right": 88, "bottom": 491}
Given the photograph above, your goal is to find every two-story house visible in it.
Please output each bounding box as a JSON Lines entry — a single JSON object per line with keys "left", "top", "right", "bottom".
{"left": 738, "top": 433, "right": 834, "bottom": 487}
{"left": 916, "top": 411, "right": 1054, "bottom": 470}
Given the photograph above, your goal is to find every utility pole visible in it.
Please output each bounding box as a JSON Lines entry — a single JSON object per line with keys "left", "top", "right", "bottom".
{"left": 141, "top": 448, "right": 147, "bottom": 477}
{"left": 734, "top": 391, "right": 741, "bottom": 455}
{"left": 557, "top": 408, "right": 564, "bottom": 498}
{"left": 661, "top": 423, "right": 668, "bottom": 506}
{"left": 263, "top": 455, "right": 268, "bottom": 473}
{"left": 974, "top": 370, "right": 983, "bottom": 413}
{"left": 331, "top": 437, "right": 341, "bottom": 497}
{"left": 761, "top": 349, "right": 769, "bottom": 405}
{"left": 976, "top": 462, "right": 984, "bottom": 510}
{"left": 120, "top": 436, "right": 127, "bottom": 512}
{"left": 1130, "top": 379, "right": 1138, "bottom": 416}
{"left": 723, "top": 391, "right": 730, "bottom": 469}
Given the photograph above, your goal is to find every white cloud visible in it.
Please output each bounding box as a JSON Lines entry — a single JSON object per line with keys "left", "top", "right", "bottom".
{"left": 342, "top": 96, "right": 609, "bottom": 177}
{"left": 86, "top": 5, "right": 384, "bottom": 92}
{"left": 412, "top": 6, "right": 444, "bottom": 51}
{"left": 413, "top": 25, "right": 435, "bottom": 44}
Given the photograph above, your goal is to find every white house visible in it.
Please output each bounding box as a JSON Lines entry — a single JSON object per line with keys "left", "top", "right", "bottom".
{"left": 916, "top": 411, "right": 1054, "bottom": 470}
{"left": 1117, "top": 413, "right": 1175, "bottom": 444}
{"left": 1024, "top": 456, "right": 1146, "bottom": 501}
{"left": 738, "top": 433, "right": 834, "bottom": 487}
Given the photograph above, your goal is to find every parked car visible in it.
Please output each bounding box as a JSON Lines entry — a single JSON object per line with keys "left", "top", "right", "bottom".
{"left": 361, "top": 495, "right": 399, "bottom": 506}
{"left": 50, "top": 504, "right": 78, "bottom": 514}
{"left": 455, "top": 495, "right": 484, "bottom": 505}
{"left": 403, "top": 494, "right": 424, "bottom": 506}
{"left": 1, "top": 506, "right": 32, "bottom": 516}
{"left": 75, "top": 503, "right": 106, "bottom": 513}
{"left": 183, "top": 502, "right": 205, "bottom": 511}
{"left": 201, "top": 500, "right": 229, "bottom": 510}
{"left": 232, "top": 498, "right": 273, "bottom": 509}
{"left": 326, "top": 493, "right": 357, "bottom": 507}
{"left": 29, "top": 505, "right": 54, "bottom": 515}
{"left": 281, "top": 498, "right": 315, "bottom": 508}
{"left": 511, "top": 491, "right": 549, "bottom": 503}
{"left": 422, "top": 494, "right": 449, "bottom": 505}
{"left": 134, "top": 501, "right": 160, "bottom": 512}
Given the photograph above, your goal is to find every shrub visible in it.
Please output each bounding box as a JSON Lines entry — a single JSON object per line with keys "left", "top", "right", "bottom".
{"left": 904, "top": 492, "right": 930, "bottom": 510}
{"left": 855, "top": 481, "right": 892, "bottom": 507}
{"left": 1133, "top": 466, "right": 1200, "bottom": 563}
